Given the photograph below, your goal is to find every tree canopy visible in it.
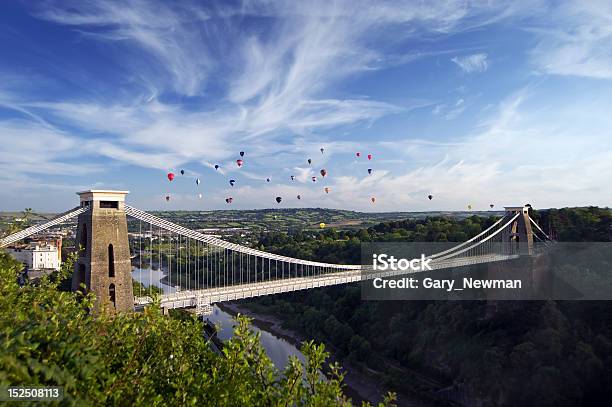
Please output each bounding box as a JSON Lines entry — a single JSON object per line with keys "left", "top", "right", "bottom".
{"left": 0, "top": 252, "right": 395, "bottom": 406}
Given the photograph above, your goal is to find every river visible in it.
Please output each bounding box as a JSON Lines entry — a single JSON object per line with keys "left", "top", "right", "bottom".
{"left": 204, "top": 304, "right": 307, "bottom": 370}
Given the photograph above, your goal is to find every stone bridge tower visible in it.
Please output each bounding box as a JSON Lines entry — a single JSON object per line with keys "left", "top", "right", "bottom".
{"left": 501, "top": 205, "right": 534, "bottom": 256}
{"left": 71, "top": 190, "right": 134, "bottom": 312}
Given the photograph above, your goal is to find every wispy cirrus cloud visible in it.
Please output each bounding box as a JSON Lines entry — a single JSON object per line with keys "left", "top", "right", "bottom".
{"left": 11, "top": 0, "right": 505, "bottom": 175}
{"left": 354, "top": 88, "right": 612, "bottom": 211}
{"left": 451, "top": 53, "right": 489, "bottom": 73}
{"left": 530, "top": 1, "right": 612, "bottom": 79}
{"left": 33, "top": 0, "right": 215, "bottom": 95}
{"left": 2, "top": 0, "right": 611, "bottom": 211}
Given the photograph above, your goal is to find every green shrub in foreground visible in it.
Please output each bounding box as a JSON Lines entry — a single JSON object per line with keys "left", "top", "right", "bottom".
{"left": 0, "top": 252, "right": 395, "bottom": 406}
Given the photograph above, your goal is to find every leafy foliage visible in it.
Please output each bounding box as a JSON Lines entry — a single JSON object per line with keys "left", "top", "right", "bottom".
{"left": 0, "top": 252, "right": 395, "bottom": 406}
{"left": 246, "top": 207, "right": 612, "bottom": 406}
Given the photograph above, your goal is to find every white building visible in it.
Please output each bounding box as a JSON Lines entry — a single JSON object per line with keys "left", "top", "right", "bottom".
{"left": 7, "top": 243, "right": 61, "bottom": 271}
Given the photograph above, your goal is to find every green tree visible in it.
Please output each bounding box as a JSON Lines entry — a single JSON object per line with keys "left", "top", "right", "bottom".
{"left": 0, "top": 251, "right": 396, "bottom": 406}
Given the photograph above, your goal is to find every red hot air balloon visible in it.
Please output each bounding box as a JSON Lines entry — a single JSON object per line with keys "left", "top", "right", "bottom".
{"left": 356, "top": 152, "right": 361, "bottom": 157}
{"left": 320, "top": 169, "right": 327, "bottom": 177}
{"left": 311, "top": 176, "right": 317, "bottom": 182}
{"left": 371, "top": 197, "right": 376, "bottom": 203}
{"left": 167, "top": 172, "right": 175, "bottom": 181}
{"left": 236, "top": 159, "right": 243, "bottom": 167}
{"left": 367, "top": 154, "right": 372, "bottom": 160}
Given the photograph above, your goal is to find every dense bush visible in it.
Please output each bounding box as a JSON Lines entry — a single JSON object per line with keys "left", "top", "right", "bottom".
{"left": 0, "top": 252, "right": 396, "bottom": 406}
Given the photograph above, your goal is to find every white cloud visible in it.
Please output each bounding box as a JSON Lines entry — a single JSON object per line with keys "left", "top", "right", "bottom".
{"left": 7, "top": 0, "right": 487, "bottom": 185}
{"left": 432, "top": 104, "right": 446, "bottom": 115}
{"left": 208, "top": 87, "right": 612, "bottom": 212}
{"left": 4, "top": 0, "right": 611, "bottom": 211}
{"left": 34, "top": 0, "right": 214, "bottom": 95}
{"left": 451, "top": 53, "right": 489, "bottom": 73}
{"left": 360, "top": 89, "right": 612, "bottom": 211}
{"left": 0, "top": 120, "right": 101, "bottom": 176}
{"left": 444, "top": 98, "right": 468, "bottom": 120}
{"left": 530, "top": 2, "right": 612, "bottom": 79}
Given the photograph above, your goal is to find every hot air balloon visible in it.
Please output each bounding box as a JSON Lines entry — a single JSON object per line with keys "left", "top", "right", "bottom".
{"left": 229, "top": 179, "right": 235, "bottom": 186}
{"left": 275, "top": 196, "right": 282, "bottom": 204}
{"left": 311, "top": 176, "right": 317, "bottom": 182}
{"left": 319, "top": 222, "right": 325, "bottom": 229}
{"left": 467, "top": 204, "right": 472, "bottom": 210}
{"left": 320, "top": 169, "right": 327, "bottom": 177}
{"left": 236, "top": 159, "right": 243, "bottom": 167}
{"left": 297, "top": 194, "right": 301, "bottom": 200}
{"left": 324, "top": 187, "right": 330, "bottom": 194}
{"left": 226, "top": 197, "right": 233, "bottom": 204}
{"left": 167, "top": 172, "right": 175, "bottom": 181}
{"left": 367, "top": 154, "right": 372, "bottom": 160}
{"left": 307, "top": 158, "right": 312, "bottom": 165}
{"left": 239, "top": 151, "right": 245, "bottom": 157}
{"left": 197, "top": 193, "right": 203, "bottom": 199}
{"left": 214, "top": 164, "right": 220, "bottom": 170}
{"left": 180, "top": 169, "right": 185, "bottom": 175}
{"left": 371, "top": 197, "right": 376, "bottom": 203}
{"left": 320, "top": 148, "right": 324, "bottom": 154}
{"left": 490, "top": 204, "right": 494, "bottom": 208}
{"left": 165, "top": 195, "right": 170, "bottom": 202}
{"left": 356, "top": 152, "right": 361, "bottom": 157}
{"left": 428, "top": 194, "right": 433, "bottom": 200}
{"left": 368, "top": 168, "right": 372, "bottom": 175}
{"left": 196, "top": 178, "right": 200, "bottom": 185}
{"left": 290, "top": 175, "right": 295, "bottom": 181}
{"left": 266, "top": 178, "right": 270, "bottom": 182}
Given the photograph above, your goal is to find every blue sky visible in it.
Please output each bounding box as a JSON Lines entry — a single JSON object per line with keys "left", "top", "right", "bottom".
{"left": 1, "top": 0, "right": 611, "bottom": 212}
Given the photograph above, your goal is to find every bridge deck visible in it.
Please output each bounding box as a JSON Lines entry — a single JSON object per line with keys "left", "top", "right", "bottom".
{"left": 136, "top": 253, "right": 519, "bottom": 309}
